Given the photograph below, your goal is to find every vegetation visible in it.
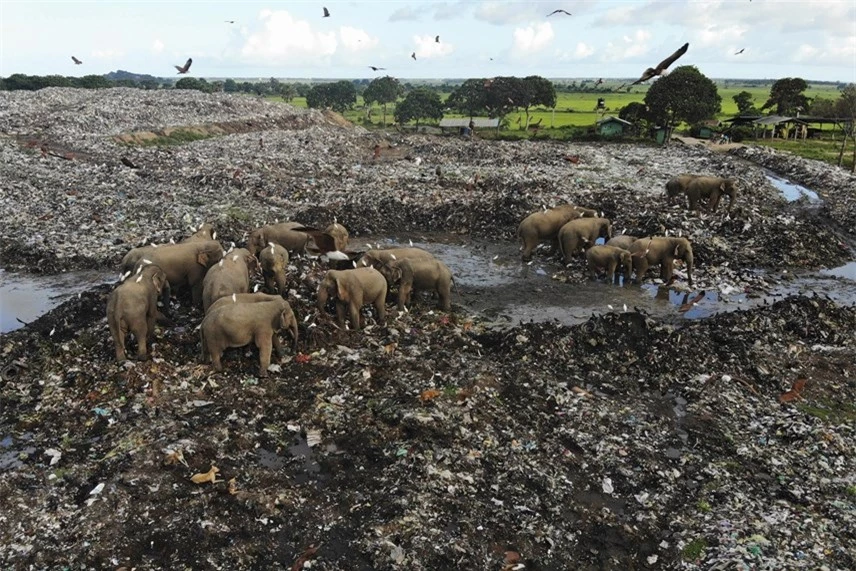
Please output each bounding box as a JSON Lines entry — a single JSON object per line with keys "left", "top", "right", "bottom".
{"left": 645, "top": 66, "right": 721, "bottom": 140}
{"left": 732, "top": 91, "right": 757, "bottom": 115}
{"left": 393, "top": 88, "right": 443, "bottom": 127}
{"left": 762, "top": 77, "right": 810, "bottom": 115}
{"left": 682, "top": 538, "right": 708, "bottom": 561}
{"left": 362, "top": 76, "right": 404, "bottom": 126}
{"left": 306, "top": 80, "right": 357, "bottom": 113}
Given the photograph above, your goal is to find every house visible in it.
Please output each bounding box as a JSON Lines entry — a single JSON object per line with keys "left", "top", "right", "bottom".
{"left": 695, "top": 119, "right": 722, "bottom": 139}
{"left": 596, "top": 116, "right": 632, "bottom": 137}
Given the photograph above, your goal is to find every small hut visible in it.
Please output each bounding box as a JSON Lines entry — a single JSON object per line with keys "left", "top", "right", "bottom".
{"left": 596, "top": 116, "right": 632, "bottom": 137}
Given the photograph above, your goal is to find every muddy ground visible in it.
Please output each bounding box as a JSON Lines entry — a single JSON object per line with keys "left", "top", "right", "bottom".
{"left": 1, "top": 89, "right": 855, "bottom": 570}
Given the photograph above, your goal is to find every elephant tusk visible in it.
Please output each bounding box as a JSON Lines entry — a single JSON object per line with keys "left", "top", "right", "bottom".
{"left": 232, "top": 293, "right": 237, "bottom": 303}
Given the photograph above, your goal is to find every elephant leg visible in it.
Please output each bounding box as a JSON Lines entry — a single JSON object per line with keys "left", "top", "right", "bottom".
{"left": 272, "top": 332, "right": 284, "bottom": 358}
{"left": 256, "top": 332, "right": 272, "bottom": 378}
{"left": 349, "top": 303, "right": 361, "bottom": 330}
{"left": 210, "top": 345, "right": 224, "bottom": 372}
{"left": 132, "top": 322, "right": 149, "bottom": 361}
{"left": 608, "top": 261, "right": 617, "bottom": 284}
{"left": 661, "top": 259, "right": 674, "bottom": 283}
{"left": 710, "top": 192, "right": 721, "bottom": 212}
{"left": 111, "top": 320, "right": 127, "bottom": 362}
{"left": 375, "top": 297, "right": 387, "bottom": 324}
{"left": 191, "top": 282, "right": 204, "bottom": 309}
{"left": 634, "top": 259, "right": 650, "bottom": 283}
{"left": 264, "top": 275, "right": 275, "bottom": 293}
{"left": 438, "top": 283, "right": 451, "bottom": 311}
{"left": 335, "top": 302, "right": 347, "bottom": 328}
{"left": 397, "top": 287, "right": 407, "bottom": 311}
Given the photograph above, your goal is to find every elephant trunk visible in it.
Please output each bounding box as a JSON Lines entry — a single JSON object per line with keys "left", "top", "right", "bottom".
{"left": 622, "top": 258, "right": 632, "bottom": 283}
{"left": 317, "top": 288, "right": 328, "bottom": 311}
{"left": 275, "top": 273, "right": 288, "bottom": 296}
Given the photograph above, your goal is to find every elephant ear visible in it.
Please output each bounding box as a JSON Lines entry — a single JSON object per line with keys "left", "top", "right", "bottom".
{"left": 336, "top": 277, "right": 350, "bottom": 302}
{"left": 152, "top": 271, "right": 166, "bottom": 292}
{"left": 719, "top": 181, "right": 727, "bottom": 192}
{"left": 197, "top": 251, "right": 209, "bottom": 266}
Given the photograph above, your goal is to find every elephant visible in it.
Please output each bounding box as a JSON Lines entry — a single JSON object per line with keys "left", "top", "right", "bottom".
{"left": 202, "top": 248, "right": 256, "bottom": 313}
{"left": 665, "top": 174, "right": 699, "bottom": 204}
{"left": 125, "top": 240, "right": 224, "bottom": 309}
{"left": 357, "top": 247, "right": 435, "bottom": 269}
{"left": 200, "top": 296, "right": 298, "bottom": 378}
{"left": 685, "top": 176, "right": 738, "bottom": 212}
{"left": 376, "top": 258, "right": 454, "bottom": 311}
{"left": 183, "top": 223, "right": 216, "bottom": 242}
{"left": 585, "top": 245, "right": 633, "bottom": 284}
{"left": 629, "top": 236, "right": 694, "bottom": 286}
{"left": 247, "top": 222, "right": 312, "bottom": 256}
{"left": 324, "top": 222, "right": 350, "bottom": 252}
{"left": 258, "top": 242, "right": 290, "bottom": 295}
{"left": 317, "top": 267, "right": 387, "bottom": 330}
{"left": 557, "top": 217, "right": 613, "bottom": 264}
{"left": 606, "top": 234, "right": 638, "bottom": 250}
{"left": 106, "top": 264, "right": 168, "bottom": 362}
{"left": 517, "top": 204, "right": 598, "bottom": 261}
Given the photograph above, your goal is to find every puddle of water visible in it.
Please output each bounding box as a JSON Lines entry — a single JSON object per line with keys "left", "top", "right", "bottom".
{"left": 820, "top": 261, "right": 856, "bottom": 281}
{"left": 0, "top": 433, "right": 37, "bottom": 472}
{"left": 764, "top": 170, "right": 820, "bottom": 202}
{"left": 289, "top": 434, "right": 322, "bottom": 484}
{"left": 0, "top": 269, "right": 114, "bottom": 334}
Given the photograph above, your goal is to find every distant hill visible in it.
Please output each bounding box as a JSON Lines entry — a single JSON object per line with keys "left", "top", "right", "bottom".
{"left": 104, "top": 70, "right": 165, "bottom": 83}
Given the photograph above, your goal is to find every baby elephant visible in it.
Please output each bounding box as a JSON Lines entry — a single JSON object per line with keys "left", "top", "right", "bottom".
{"left": 558, "top": 217, "right": 613, "bottom": 264}
{"left": 629, "top": 236, "right": 694, "bottom": 286}
{"left": 107, "top": 264, "right": 168, "bottom": 362}
{"left": 317, "top": 267, "right": 387, "bottom": 330}
{"left": 357, "top": 247, "right": 435, "bottom": 269}
{"left": 258, "top": 242, "right": 290, "bottom": 295}
{"left": 378, "top": 258, "right": 454, "bottom": 311}
{"left": 201, "top": 248, "right": 256, "bottom": 313}
{"left": 585, "top": 245, "right": 632, "bottom": 284}
{"left": 201, "top": 296, "right": 298, "bottom": 378}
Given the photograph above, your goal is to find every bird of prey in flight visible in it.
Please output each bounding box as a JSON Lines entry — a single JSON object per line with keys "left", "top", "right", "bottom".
{"left": 735, "top": 48, "right": 745, "bottom": 55}
{"left": 368, "top": 66, "right": 386, "bottom": 71}
{"left": 411, "top": 52, "right": 417, "bottom": 60}
{"left": 631, "top": 42, "right": 689, "bottom": 84}
{"left": 71, "top": 56, "right": 83, "bottom": 65}
{"left": 547, "top": 9, "right": 572, "bottom": 17}
{"left": 435, "top": 35, "right": 440, "bottom": 42}
{"left": 175, "top": 58, "right": 193, "bottom": 74}
{"left": 225, "top": 20, "right": 235, "bottom": 24}
{"left": 323, "top": 7, "right": 330, "bottom": 17}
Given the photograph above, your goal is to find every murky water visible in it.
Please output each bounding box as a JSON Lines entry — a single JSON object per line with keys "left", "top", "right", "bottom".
{"left": 0, "top": 432, "right": 37, "bottom": 472}
{"left": 0, "top": 269, "right": 114, "bottom": 334}
{"left": 764, "top": 170, "right": 821, "bottom": 202}
{"left": 820, "top": 261, "right": 856, "bottom": 281}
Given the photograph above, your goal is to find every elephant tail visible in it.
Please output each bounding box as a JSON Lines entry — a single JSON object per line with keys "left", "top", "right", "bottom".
{"left": 199, "top": 324, "right": 208, "bottom": 363}
{"left": 558, "top": 234, "right": 567, "bottom": 262}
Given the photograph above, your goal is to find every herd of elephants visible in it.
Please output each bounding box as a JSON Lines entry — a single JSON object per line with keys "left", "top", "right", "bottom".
{"left": 106, "top": 173, "right": 737, "bottom": 376}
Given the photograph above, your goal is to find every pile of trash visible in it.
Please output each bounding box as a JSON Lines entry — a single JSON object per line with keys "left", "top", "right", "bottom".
{"left": 1, "top": 88, "right": 855, "bottom": 569}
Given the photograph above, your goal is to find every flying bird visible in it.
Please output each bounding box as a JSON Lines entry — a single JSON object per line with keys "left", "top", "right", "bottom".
{"left": 735, "top": 48, "right": 745, "bottom": 55}
{"left": 174, "top": 58, "right": 193, "bottom": 74}
{"left": 631, "top": 42, "right": 689, "bottom": 84}
{"left": 71, "top": 56, "right": 83, "bottom": 65}
{"left": 323, "top": 6, "right": 330, "bottom": 17}
{"left": 594, "top": 78, "right": 603, "bottom": 86}
{"left": 411, "top": 52, "right": 417, "bottom": 60}
{"left": 435, "top": 35, "right": 440, "bottom": 43}
{"left": 547, "top": 9, "right": 572, "bottom": 16}
{"left": 225, "top": 20, "right": 235, "bottom": 24}
{"left": 368, "top": 66, "right": 386, "bottom": 71}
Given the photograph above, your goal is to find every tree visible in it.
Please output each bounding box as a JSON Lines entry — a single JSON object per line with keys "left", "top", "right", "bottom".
{"left": 834, "top": 84, "right": 856, "bottom": 171}
{"left": 446, "top": 79, "right": 489, "bottom": 119}
{"left": 278, "top": 83, "right": 296, "bottom": 102}
{"left": 483, "top": 76, "right": 523, "bottom": 123}
{"left": 224, "top": 79, "right": 239, "bottom": 93}
{"left": 619, "top": 102, "right": 649, "bottom": 134}
{"left": 733, "top": 91, "right": 756, "bottom": 115}
{"left": 394, "top": 88, "right": 444, "bottom": 128}
{"left": 363, "top": 76, "right": 404, "bottom": 126}
{"left": 175, "top": 77, "right": 209, "bottom": 92}
{"left": 519, "top": 75, "right": 557, "bottom": 128}
{"left": 762, "top": 77, "right": 809, "bottom": 115}
{"left": 644, "top": 66, "right": 721, "bottom": 142}
{"left": 306, "top": 81, "right": 356, "bottom": 113}
{"left": 75, "top": 75, "right": 111, "bottom": 89}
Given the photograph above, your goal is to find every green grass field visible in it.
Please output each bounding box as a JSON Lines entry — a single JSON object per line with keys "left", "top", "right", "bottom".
{"left": 268, "top": 82, "right": 851, "bottom": 168}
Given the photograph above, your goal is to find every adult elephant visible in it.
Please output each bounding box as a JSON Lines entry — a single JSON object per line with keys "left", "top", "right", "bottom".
{"left": 629, "top": 236, "right": 694, "bottom": 286}
{"left": 317, "top": 267, "right": 387, "bottom": 330}
{"left": 517, "top": 204, "right": 597, "bottom": 261}
{"left": 125, "top": 240, "right": 224, "bottom": 309}
{"left": 606, "top": 234, "right": 638, "bottom": 250}
{"left": 246, "top": 222, "right": 312, "bottom": 256}
{"left": 557, "top": 217, "right": 613, "bottom": 264}
{"left": 357, "top": 247, "right": 435, "bottom": 269}
{"left": 665, "top": 174, "right": 699, "bottom": 205}
{"left": 685, "top": 176, "right": 738, "bottom": 213}
{"left": 202, "top": 248, "right": 256, "bottom": 313}
{"left": 376, "top": 258, "right": 454, "bottom": 311}
{"left": 201, "top": 296, "right": 298, "bottom": 378}
{"left": 106, "top": 264, "right": 168, "bottom": 362}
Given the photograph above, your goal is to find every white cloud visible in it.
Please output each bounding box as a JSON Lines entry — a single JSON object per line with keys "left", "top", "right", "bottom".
{"left": 91, "top": 49, "right": 125, "bottom": 59}
{"left": 512, "top": 22, "right": 554, "bottom": 55}
{"left": 151, "top": 39, "right": 164, "bottom": 54}
{"left": 793, "top": 36, "right": 856, "bottom": 65}
{"left": 413, "top": 35, "right": 454, "bottom": 59}
{"left": 241, "top": 10, "right": 337, "bottom": 64}
{"left": 601, "top": 29, "right": 651, "bottom": 63}
{"left": 339, "top": 27, "right": 378, "bottom": 52}
{"left": 573, "top": 42, "right": 595, "bottom": 60}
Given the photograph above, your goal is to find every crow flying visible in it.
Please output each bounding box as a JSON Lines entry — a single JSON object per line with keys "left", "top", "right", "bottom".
{"left": 411, "top": 52, "right": 417, "bottom": 60}
{"left": 225, "top": 20, "right": 235, "bottom": 24}
{"left": 735, "top": 48, "right": 745, "bottom": 55}
{"left": 631, "top": 42, "right": 689, "bottom": 84}
{"left": 71, "top": 56, "right": 83, "bottom": 65}
{"left": 435, "top": 35, "right": 440, "bottom": 42}
{"left": 368, "top": 66, "right": 386, "bottom": 71}
{"left": 323, "top": 6, "right": 330, "bottom": 17}
{"left": 547, "top": 9, "right": 572, "bottom": 16}
{"left": 175, "top": 58, "right": 193, "bottom": 74}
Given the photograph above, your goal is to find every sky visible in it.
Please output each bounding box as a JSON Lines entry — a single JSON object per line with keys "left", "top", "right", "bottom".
{"left": 1, "top": 1, "right": 854, "bottom": 83}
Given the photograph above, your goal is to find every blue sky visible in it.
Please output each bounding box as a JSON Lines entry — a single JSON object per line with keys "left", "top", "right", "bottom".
{"left": 1, "top": 1, "right": 854, "bottom": 82}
